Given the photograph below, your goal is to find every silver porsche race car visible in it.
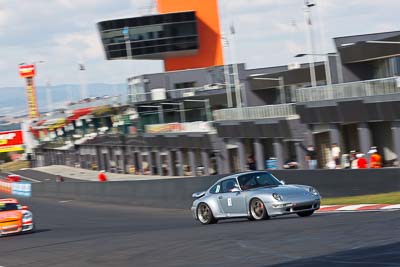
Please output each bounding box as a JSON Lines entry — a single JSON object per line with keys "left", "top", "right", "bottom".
{"left": 191, "top": 171, "right": 321, "bottom": 224}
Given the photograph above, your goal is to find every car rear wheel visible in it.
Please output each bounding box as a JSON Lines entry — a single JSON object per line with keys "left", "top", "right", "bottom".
{"left": 297, "top": 210, "right": 314, "bottom": 217}
{"left": 197, "top": 203, "right": 217, "bottom": 225}
{"left": 249, "top": 198, "right": 269, "bottom": 220}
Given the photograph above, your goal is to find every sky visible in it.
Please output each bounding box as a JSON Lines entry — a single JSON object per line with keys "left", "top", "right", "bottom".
{"left": 0, "top": 0, "right": 400, "bottom": 88}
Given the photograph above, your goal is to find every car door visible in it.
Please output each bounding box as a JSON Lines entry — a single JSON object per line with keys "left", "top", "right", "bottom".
{"left": 217, "top": 178, "right": 247, "bottom": 217}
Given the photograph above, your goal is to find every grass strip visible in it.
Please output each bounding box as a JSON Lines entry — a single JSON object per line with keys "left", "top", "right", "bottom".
{"left": 321, "top": 191, "right": 400, "bottom": 205}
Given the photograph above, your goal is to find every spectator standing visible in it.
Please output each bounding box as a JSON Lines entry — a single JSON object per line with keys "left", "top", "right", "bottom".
{"left": 98, "top": 170, "right": 107, "bottom": 182}
{"left": 247, "top": 155, "right": 256, "bottom": 171}
{"left": 331, "top": 143, "right": 341, "bottom": 168}
{"left": 369, "top": 147, "right": 382, "bottom": 168}
{"left": 350, "top": 150, "right": 358, "bottom": 169}
{"left": 356, "top": 153, "right": 368, "bottom": 169}
{"left": 305, "top": 145, "right": 318, "bottom": 169}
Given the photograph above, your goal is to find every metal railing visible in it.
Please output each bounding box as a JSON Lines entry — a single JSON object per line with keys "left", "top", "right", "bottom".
{"left": 213, "top": 103, "right": 297, "bottom": 121}
{"left": 129, "top": 84, "right": 230, "bottom": 103}
{"left": 294, "top": 76, "right": 400, "bottom": 102}
{"left": 66, "top": 96, "right": 120, "bottom": 110}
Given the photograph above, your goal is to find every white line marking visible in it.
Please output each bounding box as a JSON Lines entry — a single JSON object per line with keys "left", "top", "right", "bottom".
{"left": 6, "top": 172, "right": 40, "bottom": 183}
{"left": 336, "top": 204, "right": 371, "bottom": 211}
{"left": 59, "top": 200, "right": 73, "bottom": 203}
{"left": 381, "top": 204, "right": 400, "bottom": 210}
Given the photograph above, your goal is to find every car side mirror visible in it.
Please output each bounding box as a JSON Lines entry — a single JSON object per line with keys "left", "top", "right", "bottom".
{"left": 231, "top": 187, "right": 241, "bottom": 193}
{"left": 21, "top": 206, "right": 29, "bottom": 210}
{"left": 280, "top": 180, "right": 286, "bottom": 185}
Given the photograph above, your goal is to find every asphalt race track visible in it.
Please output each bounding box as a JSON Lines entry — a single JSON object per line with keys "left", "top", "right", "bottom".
{"left": 1, "top": 196, "right": 399, "bottom": 267}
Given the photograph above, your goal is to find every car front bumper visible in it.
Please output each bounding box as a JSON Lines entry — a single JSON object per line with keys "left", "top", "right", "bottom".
{"left": 266, "top": 199, "right": 320, "bottom": 216}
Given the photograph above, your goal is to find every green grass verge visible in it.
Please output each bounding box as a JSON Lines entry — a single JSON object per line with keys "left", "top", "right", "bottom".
{"left": 321, "top": 191, "right": 400, "bottom": 205}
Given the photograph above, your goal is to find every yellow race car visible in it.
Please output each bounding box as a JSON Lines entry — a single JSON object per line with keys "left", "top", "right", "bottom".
{"left": 0, "top": 198, "right": 34, "bottom": 237}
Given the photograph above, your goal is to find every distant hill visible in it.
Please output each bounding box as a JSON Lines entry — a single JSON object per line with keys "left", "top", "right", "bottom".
{"left": 0, "top": 83, "right": 127, "bottom": 117}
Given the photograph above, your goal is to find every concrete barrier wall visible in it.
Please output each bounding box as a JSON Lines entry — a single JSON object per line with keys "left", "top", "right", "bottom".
{"left": 32, "top": 169, "right": 400, "bottom": 209}
{"left": 270, "top": 169, "right": 400, "bottom": 198}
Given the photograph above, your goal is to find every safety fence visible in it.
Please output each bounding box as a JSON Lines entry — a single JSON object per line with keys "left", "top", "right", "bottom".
{"left": 294, "top": 76, "right": 400, "bottom": 102}
{"left": 213, "top": 103, "right": 298, "bottom": 121}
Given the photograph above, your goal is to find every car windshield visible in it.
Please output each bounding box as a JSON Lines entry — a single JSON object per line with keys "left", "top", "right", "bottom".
{"left": 238, "top": 172, "right": 282, "bottom": 190}
{"left": 0, "top": 203, "right": 20, "bottom": 212}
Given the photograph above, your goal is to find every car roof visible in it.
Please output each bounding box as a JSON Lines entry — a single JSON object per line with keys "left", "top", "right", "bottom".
{"left": 215, "top": 171, "right": 271, "bottom": 184}
{"left": 0, "top": 198, "right": 19, "bottom": 204}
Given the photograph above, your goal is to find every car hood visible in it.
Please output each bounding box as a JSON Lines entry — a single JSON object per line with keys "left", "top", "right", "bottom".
{"left": 252, "top": 185, "right": 314, "bottom": 200}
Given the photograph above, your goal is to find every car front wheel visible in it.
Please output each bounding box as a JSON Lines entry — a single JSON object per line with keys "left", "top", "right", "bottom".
{"left": 197, "top": 203, "right": 217, "bottom": 225}
{"left": 249, "top": 198, "right": 269, "bottom": 220}
{"left": 297, "top": 210, "right": 314, "bottom": 217}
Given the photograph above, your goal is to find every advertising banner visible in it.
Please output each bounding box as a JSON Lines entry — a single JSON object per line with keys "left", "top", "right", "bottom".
{"left": 145, "top": 121, "right": 213, "bottom": 134}
{"left": 19, "top": 64, "right": 36, "bottom": 78}
{"left": 0, "top": 130, "right": 24, "bottom": 153}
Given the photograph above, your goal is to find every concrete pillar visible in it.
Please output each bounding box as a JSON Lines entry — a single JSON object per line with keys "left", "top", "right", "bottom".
{"left": 201, "top": 150, "right": 210, "bottom": 176}
{"left": 147, "top": 148, "right": 154, "bottom": 175}
{"left": 254, "top": 138, "right": 265, "bottom": 170}
{"left": 358, "top": 122, "right": 372, "bottom": 155}
{"left": 295, "top": 142, "right": 307, "bottom": 169}
{"left": 105, "top": 148, "right": 111, "bottom": 172}
{"left": 120, "top": 147, "right": 127, "bottom": 174}
{"left": 156, "top": 150, "right": 163, "bottom": 176}
{"left": 237, "top": 139, "right": 246, "bottom": 172}
{"left": 273, "top": 138, "right": 284, "bottom": 169}
{"left": 391, "top": 121, "right": 400, "bottom": 166}
{"left": 176, "top": 149, "right": 184, "bottom": 176}
{"left": 218, "top": 139, "right": 230, "bottom": 174}
{"left": 329, "top": 123, "right": 342, "bottom": 148}
{"left": 188, "top": 149, "right": 196, "bottom": 176}
{"left": 96, "top": 147, "right": 102, "bottom": 171}
{"left": 167, "top": 150, "right": 174, "bottom": 176}
{"left": 137, "top": 149, "right": 143, "bottom": 174}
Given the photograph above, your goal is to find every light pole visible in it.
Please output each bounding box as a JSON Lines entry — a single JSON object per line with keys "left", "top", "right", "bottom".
{"left": 221, "top": 34, "right": 233, "bottom": 108}
{"left": 78, "top": 62, "right": 88, "bottom": 99}
{"left": 249, "top": 74, "right": 286, "bottom": 104}
{"left": 227, "top": 24, "right": 243, "bottom": 108}
{"left": 161, "top": 102, "right": 186, "bottom": 123}
{"left": 303, "top": 0, "right": 317, "bottom": 88}
{"left": 46, "top": 80, "right": 53, "bottom": 113}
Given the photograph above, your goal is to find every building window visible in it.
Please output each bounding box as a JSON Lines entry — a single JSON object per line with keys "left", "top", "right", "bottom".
{"left": 174, "top": 82, "right": 197, "bottom": 89}
{"left": 128, "top": 78, "right": 147, "bottom": 103}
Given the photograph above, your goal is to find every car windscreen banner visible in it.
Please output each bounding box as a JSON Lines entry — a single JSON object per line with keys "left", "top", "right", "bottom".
{"left": 0, "top": 130, "right": 24, "bottom": 153}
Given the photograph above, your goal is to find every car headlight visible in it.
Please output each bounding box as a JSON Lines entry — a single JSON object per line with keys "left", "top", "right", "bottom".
{"left": 309, "top": 187, "right": 319, "bottom": 196}
{"left": 272, "top": 193, "right": 283, "bottom": 201}
{"left": 22, "top": 212, "right": 32, "bottom": 222}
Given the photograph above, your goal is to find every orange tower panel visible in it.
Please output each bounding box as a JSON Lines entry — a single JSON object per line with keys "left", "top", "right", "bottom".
{"left": 157, "top": 0, "right": 224, "bottom": 71}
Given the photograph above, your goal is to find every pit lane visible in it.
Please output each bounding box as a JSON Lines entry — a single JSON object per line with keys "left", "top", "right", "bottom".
{"left": 0, "top": 196, "right": 399, "bottom": 267}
